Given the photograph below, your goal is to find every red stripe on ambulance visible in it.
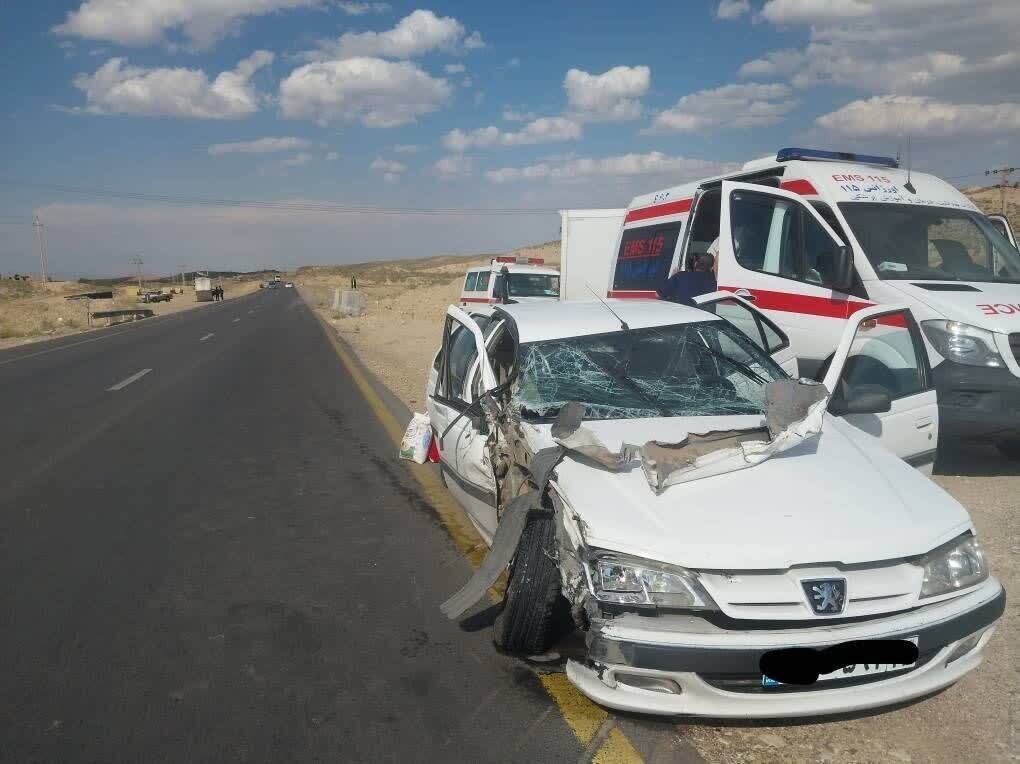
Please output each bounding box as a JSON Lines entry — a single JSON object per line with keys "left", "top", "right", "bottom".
{"left": 624, "top": 198, "right": 693, "bottom": 224}
{"left": 719, "top": 286, "right": 872, "bottom": 319}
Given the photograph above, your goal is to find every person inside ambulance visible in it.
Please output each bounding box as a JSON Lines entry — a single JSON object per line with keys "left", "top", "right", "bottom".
{"left": 932, "top": 238, "right": 989, "bottom": 279}
{"left": 657, "top": 252, "right": 717, "bottom": 306}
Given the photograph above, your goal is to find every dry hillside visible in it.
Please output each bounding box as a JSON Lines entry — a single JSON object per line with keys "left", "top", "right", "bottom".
{"left": 963, "top": 184, "right": 1020, "bottom": 233}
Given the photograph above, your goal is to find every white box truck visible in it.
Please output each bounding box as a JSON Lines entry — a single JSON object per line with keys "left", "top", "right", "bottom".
{"left": 194, "top": 276, "right": 212, "bottom": 302}
{"left": 558, "top": 209, "right": 626, "bottom": 301}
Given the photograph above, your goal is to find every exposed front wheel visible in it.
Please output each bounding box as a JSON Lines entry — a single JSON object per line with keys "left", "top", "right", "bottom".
{"left": 495, "top": 510, "right": 570, "bottom": 655}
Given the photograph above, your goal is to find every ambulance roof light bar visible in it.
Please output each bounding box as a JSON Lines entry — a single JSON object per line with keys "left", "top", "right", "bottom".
{"left": 493, "top": 256, "right": 545, "bottom": 265}
{"left": 776, "top": 147, "right": 899, "bottom": 169}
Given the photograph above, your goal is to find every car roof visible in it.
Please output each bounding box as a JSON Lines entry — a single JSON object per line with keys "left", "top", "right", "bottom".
{"left": 491, "top": 299, "right": 719, "bottom": 343}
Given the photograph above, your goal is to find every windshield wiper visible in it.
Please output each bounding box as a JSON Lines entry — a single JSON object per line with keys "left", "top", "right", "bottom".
{"left": 584, "top": 353, "right": 671, "bottom": 417}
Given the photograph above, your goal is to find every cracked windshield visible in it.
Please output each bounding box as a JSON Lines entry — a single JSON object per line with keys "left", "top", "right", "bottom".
{"left": 515, "top": 322, "right": 785, "bottom": 420}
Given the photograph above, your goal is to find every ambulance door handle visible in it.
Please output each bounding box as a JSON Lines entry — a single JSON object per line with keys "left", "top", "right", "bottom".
{"left": 734, "top": 288, "right": 756, "bottom": 302}
{"left": 915, "top": 415, "right": 933, "bottom": 429}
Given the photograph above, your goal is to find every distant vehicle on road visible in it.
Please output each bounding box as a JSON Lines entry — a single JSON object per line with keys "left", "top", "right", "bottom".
{"left": 138, "top": 290, "right": 171, "bottom": 303}
{"left": 284, "top": 282, "right": 294, "bottom": 288}
{"left": 265, "top": 281, "right": 280, "bottom": 289}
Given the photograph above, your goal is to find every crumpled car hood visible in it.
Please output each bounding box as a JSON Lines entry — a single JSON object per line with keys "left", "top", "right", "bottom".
{"left": 524, "top": 416, "right": 971, "bottom": 570}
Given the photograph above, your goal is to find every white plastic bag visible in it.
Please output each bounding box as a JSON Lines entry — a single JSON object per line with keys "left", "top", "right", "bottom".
{"left": 399, "top": 412, "right": 433, "bottom": 463}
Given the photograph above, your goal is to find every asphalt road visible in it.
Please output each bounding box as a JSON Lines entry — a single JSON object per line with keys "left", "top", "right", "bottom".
{"left": 0, "top": 289, "right": 583, "bottom": 762}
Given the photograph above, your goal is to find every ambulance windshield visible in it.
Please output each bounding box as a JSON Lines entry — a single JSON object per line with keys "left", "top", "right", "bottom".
{"left": 839, "top": 203, "right": 1020, "bottom": 283}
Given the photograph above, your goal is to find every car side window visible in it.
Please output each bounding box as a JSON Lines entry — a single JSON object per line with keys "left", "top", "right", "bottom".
{"left": 476, "top": 271, "right": 491, "bottom": 292}
{"left": 464, "top": 272, "right": 479, "bottom": 292}
{"left": 730, "top": 191, "right": 799, "bottom": 279}
{"left": 711, "top": 297, "right": 788, "bottom": 354}
{"left": 439, "top": 315, "right": 492, "bottom": 402}
{"left": 731, "top": 190, "right": 843, "bottom": 288}
{"left": 832, "top": 311, "right": 926, "bottom": 410}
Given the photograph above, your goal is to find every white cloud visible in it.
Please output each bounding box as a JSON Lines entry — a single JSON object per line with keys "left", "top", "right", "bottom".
{"left": 392, "top": 143, "right": 419, "bottom": 153}
{"left": 258, "top": 151, "right": 313, "bottom": 175}
{"left": 486, "top": 152, "right": 737, "bottom": 184}
{"left": 208, "top": 136, "right": 311, "bottom": 155}
{"left": 564, "top": 65, "right": 650, "bottom": 122}
{"left": 72, "top": 50, "right": 274, "bottom": 119}
{"left": 434, "top": 154, "right": 472, "bottom": 179}
{"left": 816, "top": 95, "right": 1020, "bottom": 137}
{"left": 748, "top": 1, "right": 1020, "bottom": 101}
{"left": 648, "top": 82, "right": 796, "bottom": 132}
{"left": 442, "top": 117, "right": 581, "bottom": 152}
{"left": 370, "top": 156, "right": 406, "bottom": 183}
{"left": 370, "top": 156, "right": 406, "bottom": 173}
{"left": 502, "top": 107, "right": 535, "bottom": 122}
{"left": 336, "top": 1, "right": 390, "bottom": 15}
{"left": 759, "top": 0, "right": 874, "bottom": 24}
{"left": 461, "top": 76, "right": 473, "bottom": 88}
{"left": 279, "top": 56, "right": 451, "bottom": 127}
{"left": 738, "top": 49, "right": 806, "bottom": 78}
{"left": 716, "top": 0, "right": 751, "bottom": 19}
{"left": 506, "top": 57, "right": 521, "bottom": 68}
{"left": 54, "top": 0, "right": 316, "bottom": 49}
{"left": 444, "top": 63, "right": 465, "bottom": 74}
{"left": 326, "top": 150, "right": 340, "bottom": 160}
{"left": 304, "top": 9, "right": 483, "bottom": 61}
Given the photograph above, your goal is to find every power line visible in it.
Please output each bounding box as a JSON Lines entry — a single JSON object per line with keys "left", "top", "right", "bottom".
{"left": 0, "top": 177, "right": 555, "bottom": 217}
{"left": 984, "top": 166, "right": 1018, "bottom": 214}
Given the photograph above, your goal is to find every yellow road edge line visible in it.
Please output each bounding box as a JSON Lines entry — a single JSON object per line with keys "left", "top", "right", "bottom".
{"left": 594, "top": 727, "right": 643, "bottom": 764}
{"left": 306, "top": 296, "right": 642, "bottom": 763}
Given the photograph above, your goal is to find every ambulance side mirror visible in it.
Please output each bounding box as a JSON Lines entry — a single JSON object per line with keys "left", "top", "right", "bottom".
{"left": 831, "top": 245, "right": 854, "bottom": 292}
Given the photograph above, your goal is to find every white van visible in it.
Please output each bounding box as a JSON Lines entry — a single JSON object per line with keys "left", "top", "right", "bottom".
{"left": 608, "top": 148, "right": 1020, "bottom": 461}
{"left": 459, "top": 256, "right": 560, "bottom": 306}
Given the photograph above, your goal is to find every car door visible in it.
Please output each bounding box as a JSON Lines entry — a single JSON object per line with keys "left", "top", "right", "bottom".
{"left": 822, "top": 305, "right": 939, "bottom": 473}
{"left": 426, "top": 307, "right": 499, "bottom": 540}
{"left": 693, "top": 290, "right": 800, "bottom": 377}
{"left": 717, "top": 180, "right": 863, "bottom": 378}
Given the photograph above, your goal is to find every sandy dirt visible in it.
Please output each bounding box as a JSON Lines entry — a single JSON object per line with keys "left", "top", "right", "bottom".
{"left": 0, "top": 278, "right": 262, "bottom": 351}
{"left": 300, "top": 242, "right": 1016, "bottom": 764}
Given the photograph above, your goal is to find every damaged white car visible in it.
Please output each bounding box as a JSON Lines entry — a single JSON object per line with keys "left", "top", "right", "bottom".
{"left": 426, "top": 294, "right": 1004, "bottom": 718}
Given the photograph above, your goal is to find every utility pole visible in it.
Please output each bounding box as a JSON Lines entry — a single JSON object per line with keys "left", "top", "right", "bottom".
{"left": 131, "top": 256, "right": 144, "bottom": 292}
{"left": 32, "top": 215, "right": 49, "bottom": 283}
{"left": 985, "top": 166, "right": 1018, "bottom": 214}
{"left": 179, "top": 264, "right": 187, "bottom": 288}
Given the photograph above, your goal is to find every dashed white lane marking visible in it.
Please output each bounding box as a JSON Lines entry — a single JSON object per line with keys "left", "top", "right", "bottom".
{"left": 232, "top": 318, "right": 241, "bottom": 323}
{"left": 107, "top": 368, "right": 152, "bottom": 391}
{"left": 200, "top": 333, "right": 215, "bottom": 342}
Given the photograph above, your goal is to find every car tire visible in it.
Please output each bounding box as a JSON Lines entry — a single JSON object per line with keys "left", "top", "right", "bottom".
{"left": 996, "top": 438, "right": 1020, "bottom": 461}
{"left": 495, "top": 509, "right": 570, "bottom": 655}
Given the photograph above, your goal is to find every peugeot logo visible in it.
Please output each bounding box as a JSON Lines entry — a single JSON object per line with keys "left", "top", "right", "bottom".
{"left": 801, "top": 578, "right": 847, "bottom": 615}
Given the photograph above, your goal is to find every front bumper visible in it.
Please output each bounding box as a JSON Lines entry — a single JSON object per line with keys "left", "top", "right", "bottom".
{"left": 567, "top": 579, "right": 1004, "bottom": 718}
{"left": 933, "top": 359, "right": 1020, "bottom": 442}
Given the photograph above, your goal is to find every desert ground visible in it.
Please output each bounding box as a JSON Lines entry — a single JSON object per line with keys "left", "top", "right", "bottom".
{"left": 0, "top": 277, "right": 262, "bottom": 351}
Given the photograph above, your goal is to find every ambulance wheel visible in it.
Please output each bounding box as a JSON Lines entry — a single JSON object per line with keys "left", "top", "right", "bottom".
{"left": 495, "top": 510, "right": 570, "bottom": 655}
{"left": 996, "top": 438, "right": 1020, "bottom": 461}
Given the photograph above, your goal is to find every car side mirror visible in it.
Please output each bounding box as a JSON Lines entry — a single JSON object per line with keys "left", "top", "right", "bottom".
{"left": 831, "top": 245, "right": 854, "bottom": 292}
{"left": 830, "top": 384, "right": 891, "bottom": 416}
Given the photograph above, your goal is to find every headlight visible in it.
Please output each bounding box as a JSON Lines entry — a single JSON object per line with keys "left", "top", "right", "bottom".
{"left": 588, "top": 551, "right": 718, "bottom": 609}
{"left": 921, "top": 320, "right": 1004, "bottom": 368}
{"left": 917, "top": 534, "right": 988, "bottom": 598}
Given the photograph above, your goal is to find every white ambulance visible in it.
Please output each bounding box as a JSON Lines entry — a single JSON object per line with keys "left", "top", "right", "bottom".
{"left": 608, "top": 148, "right": 1020, "bottom": 461}
{"left": 459, "top": 256, "right": 560, "bottom": 307}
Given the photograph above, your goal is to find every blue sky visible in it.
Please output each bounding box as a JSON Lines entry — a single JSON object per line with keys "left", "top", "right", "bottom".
{"left": 2, "top": 1, "right": 1018, "bottom": 277}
